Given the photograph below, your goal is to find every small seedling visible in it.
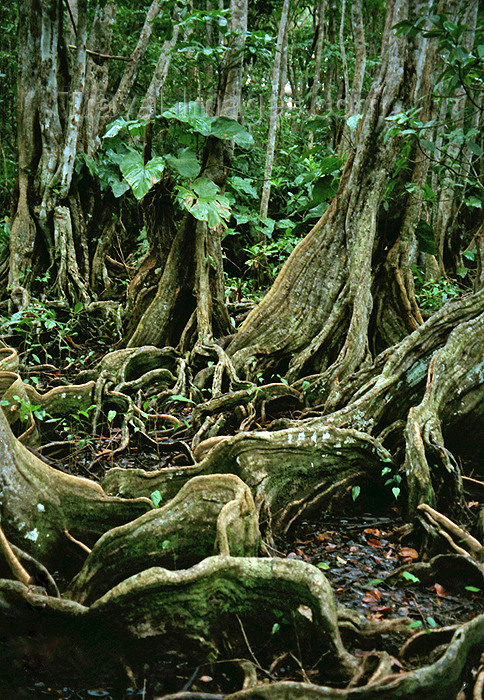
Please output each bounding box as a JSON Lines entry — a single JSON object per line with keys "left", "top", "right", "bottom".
{"left": 401, "top": 571, "right": 420, "bottom": 583}
{"left": 150, "top": 490, "right": 163, "bottom": 507}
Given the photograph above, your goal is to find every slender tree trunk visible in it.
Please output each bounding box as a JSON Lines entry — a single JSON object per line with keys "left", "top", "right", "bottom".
{"left": 431, "top": 0, "right": 479, "bottom": 274}
{"left": 259, "top": 0, "right": 291, "bottom": 220}
{"left": 308, "top": 0, "right": 327, "bottom": 149}
{"left": 338, "top": 0, "right": 366, "bottom": 154}
{"left": 138, "top": 21, "right": 181, "bottom": 122}
{"left": 103, "top": 0, "right": 165, "bottom": 126}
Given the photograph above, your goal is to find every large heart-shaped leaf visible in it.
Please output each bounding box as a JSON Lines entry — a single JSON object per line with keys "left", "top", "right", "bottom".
{"left": 192, "top": 177, "right": 220, "bottom": 198}
{"left": 210, "top": 116, "right": 254, "bottom": 148}
{"left": 165, "top": 148, "right": 201, "bottom": 178}
{"left": 119, "top": 151, "right": 165, "bottom": 200}
{"left": 162, "top": 102, "right": 212, "bottom": 136}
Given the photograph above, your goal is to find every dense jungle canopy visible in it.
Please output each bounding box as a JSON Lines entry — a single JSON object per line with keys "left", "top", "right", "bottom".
{"left": 0, "top": 0, "right": 484, "bottom": 697}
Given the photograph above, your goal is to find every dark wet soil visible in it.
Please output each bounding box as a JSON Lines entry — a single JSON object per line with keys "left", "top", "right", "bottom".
{"left": 278, "top": 511, "right": 484, "bottom": 628}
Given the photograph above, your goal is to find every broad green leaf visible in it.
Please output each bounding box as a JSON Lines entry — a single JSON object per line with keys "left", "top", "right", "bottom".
{"left": 465, "top": 586, "right": 481, "bottom": 593}
{"left": 110, "top": 178, "right": 130, "bottom": 198}
{"left": 346, "top": 114, "right": 362, "bottom": 134}
{"left": 206, "top": 204, "right": 223, "bottom": 228}
{"left": 317, "top": 562, "right": 330, "bottom": 570}
{"left": 229, "top": 176, "right": 258, "bottom": 198}
{"left": 192, "top": 177, "right": 220, "bottom": 198}
{"left": 234, "top": 212, "right": 252, "bottom": 225}
{"left": 163, "top": 101, "right": 212, "bottom": 136}
{"left": 426, "top": 616, "right": 438, "bottom": 628}
{"left": 126, "top": 120, "right": 146, "bottom": 138}
{"left": 465, "top": 195, "right": 482, "bottom": 209}
{"left": 304, "top": 202, "right": 328, "bottom": 220}
{"left": 190, "top": 200, "right": 212, "bottom": 222}
{"left": 105, "top": 148, "right": 126, "bottom": 166}
{"left": 165, "top": 148, "right": 201, "bottom": 178}
{"left": 468, "top": 142, "right": 483, "bottom": 157}
{"left": 311, "top": 176, "right": 338, "bottom": 204}
{"left": 318, "top": 156, "right": 344, "bottom": 174}
{"left": 209, "top": 116, "right": 254, "bottom": 148}
{"left": 120, "top": 151, "right": 165, "bottom": 200}
{"left": 103, "top": 117, "right": 128, "bottom": 139}
{"left": 150, "top": 490, "right": 163, "bottom": 508}
{"left": 402, "top": 571, "right": 420, "bottom": 583}
{"left": 352, "top": 485, "right": 361, "bottom": 501}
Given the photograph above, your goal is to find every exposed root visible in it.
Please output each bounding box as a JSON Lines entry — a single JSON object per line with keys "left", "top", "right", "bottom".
{"left": 0, "top": 523, "right": 32, "bottom": 585}
{"left": 417, "top": 503, "right": 483, "bottom": 560}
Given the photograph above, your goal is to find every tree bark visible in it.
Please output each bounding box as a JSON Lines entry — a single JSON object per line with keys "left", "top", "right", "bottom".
{"left": 227, "top": 0, "right": 445, "bottom": 394}
{"left": 259, "top": 0, "right": 291, "bottom": 220}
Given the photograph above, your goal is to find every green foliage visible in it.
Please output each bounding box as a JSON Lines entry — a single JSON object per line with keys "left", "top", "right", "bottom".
{"left": 177, "top": 178, "right": 231, "bottom": 228}
{"left": 119, "top": 150, "right": 165, "bottom": 200}
{"left": 414, "top": 221, "right": 436, "bottom": 255}
{"left": 150, "top": 490, "right": 163, "bottom": 508}
{"left": 401, "top": 571, "right": 420, "bottom": 584}
{"left": 412, "top": 266, "right": 462, "bottom": 312}
{"left": 165, "top": 148, "right": 201, "bottom": 178}
{"left": 162, "top": 102, "right": 254, "bottom": 148}
{"left": 0, "top": 396, "right": 44, "bottom": 423}
{"left": 0, "top": 299, "right": 116, "bottom": 366}
{"left": 386, "top": 12, "right": 484, "bottom": 220}
{"left": 80, "top": 105, "right": 253, "bottom": 233}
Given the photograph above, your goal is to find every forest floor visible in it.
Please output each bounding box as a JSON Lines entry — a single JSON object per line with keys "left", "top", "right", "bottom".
{"left": 25, "top": 502, "right": 484, "bottom": 698}
{"left": 22, "top": 407, "right": 484, "bottom": 699}
{"left": 4, "top": 309, "right": 484, "bottom": 699}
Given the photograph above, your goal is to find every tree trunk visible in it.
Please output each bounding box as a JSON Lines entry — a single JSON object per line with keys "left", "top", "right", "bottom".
{"left": 259, "top": 0, "right": 291, "bottom": 220}
{"left": 227, "top": 0, "right": 444, "bottom": 396}
{"left": 126, "top": 0, "right": 248, "bottom": 349}
{"left": 308, "top": 0, "right": 327, "bottom": 149}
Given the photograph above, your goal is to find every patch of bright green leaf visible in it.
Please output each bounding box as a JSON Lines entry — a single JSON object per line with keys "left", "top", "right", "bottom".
{"left": 210, "top": 116, "right": 254, "bottom": 148}
{"left": 401, "top": 571, "right": 420, "bottom": 583}
{"left": 165, "top": 148, "right": 201, "bottom": 178}
{"left": 367, "top": 578, "right": 385, "bottom": 587}
{"left": 119, "top": 150, "right": 165, "bottom": 199}
{"left": 150, "top": 490, "right": 163, "bottom": 508}
{"left": 169, "top": 394, "right": 195, "bottom": 404}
